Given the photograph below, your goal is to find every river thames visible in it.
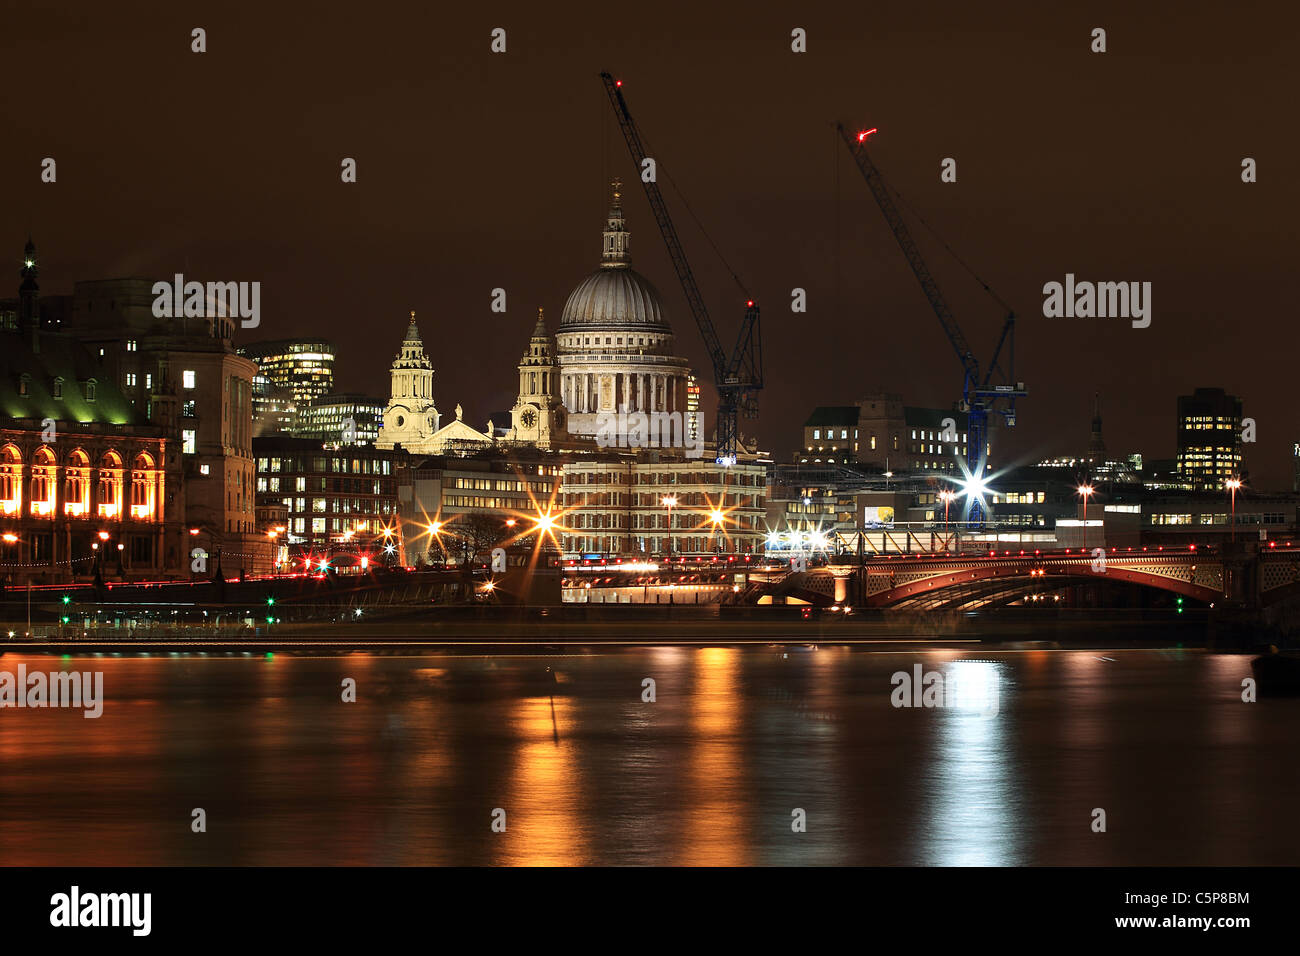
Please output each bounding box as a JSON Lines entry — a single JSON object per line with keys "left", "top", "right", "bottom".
{"left": 0, "top": 646, "right": 1294, "bottom": 866}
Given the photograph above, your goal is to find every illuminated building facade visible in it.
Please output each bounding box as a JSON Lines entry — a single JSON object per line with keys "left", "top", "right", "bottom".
{"left": 296, "top": 393, "right": 385, "bottom": 446}
{"left": 239, "top": 338, "right": 336, "bottom": 407}
{"left": 252, "top": 436, "right": 402, "bottom": 551}
{"left": 1176, "top": 388, "right": 1243, "bottom": 491}
{"left": 396, "top": 453, "right": 564, "bottom": 565}
{"left": 251, "top": 372, "right": 297, "bottom": 437}
{"left": 559, "top": 460, "right": 766, "bottom": 557}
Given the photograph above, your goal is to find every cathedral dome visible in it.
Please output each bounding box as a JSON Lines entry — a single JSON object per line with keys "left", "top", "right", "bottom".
{"left": 559, "top": 266, "right": 669, "bottom": 330}
{"left": 558, "top": 180, "right": 671, "bottom": 331}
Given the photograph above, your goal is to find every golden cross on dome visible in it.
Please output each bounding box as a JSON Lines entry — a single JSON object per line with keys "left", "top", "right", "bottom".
{"left": 409, "top": 310, "right": 415, "bottom": 320}
{"left": 611, "top": 177, "right": 622, "bottom": 202}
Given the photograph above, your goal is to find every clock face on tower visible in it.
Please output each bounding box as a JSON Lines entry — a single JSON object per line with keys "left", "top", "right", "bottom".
{"left": 520, "top": 407, "right": 538, "bottom": 428}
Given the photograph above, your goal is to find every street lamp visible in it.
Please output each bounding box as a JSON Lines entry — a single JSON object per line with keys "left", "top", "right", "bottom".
{"left": 661, "top": 495, "right": 678, "bottom": 559}
{"left": 1226, "top": 477, "right": 1242, "bottom": 542}
{"left": 1076, "top": 483, "right": 1095, "bottom": 548}
{"left": 938, "top": 489, "right": 956, "bottom": 543}
{"left": 709, "top": 508, "right": 725, "bottom": 553}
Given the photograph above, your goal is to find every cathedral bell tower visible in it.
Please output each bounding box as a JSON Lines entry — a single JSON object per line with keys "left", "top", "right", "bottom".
{"left": 376, "top": 311, "right": 440, "bottom": 450}
{"left": 508, "top": 308, "right": 567, "bottom": 448}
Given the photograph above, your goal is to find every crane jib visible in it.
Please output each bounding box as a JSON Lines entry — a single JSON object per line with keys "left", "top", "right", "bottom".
{"left": 601, "top": 72, "right": 764, "bottom": 464}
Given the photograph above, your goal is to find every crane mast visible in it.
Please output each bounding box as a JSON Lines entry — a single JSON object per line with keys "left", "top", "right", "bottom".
{"left": 836, "top": 123, "right": 1025, "bottom": 524}
{"left": 601, "top": 73, "right": 762, "bottom": 466}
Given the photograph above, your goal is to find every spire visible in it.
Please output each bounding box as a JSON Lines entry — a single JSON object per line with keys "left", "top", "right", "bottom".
{"left": 20, "top": 236, "right": 37, "bottom": 287}
{"left": 531, "top": 307, "right": 548, "bottom": 338}
{"left": 1088, "top": 392, "right": 1106, "bottom": 461}
{"left": 601, "top": 178, "right": 630, "bottom": 268}
{"left": 393, "top": 310, "right": 432, "bottom": 369}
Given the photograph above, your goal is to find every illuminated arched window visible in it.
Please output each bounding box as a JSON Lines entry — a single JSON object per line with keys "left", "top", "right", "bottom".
{"left": 65, "top": 449, "right": 90, "bottom": 516}
{"left": 130, "top": 452, "right": 158, "bottom": 520}
{"left": 0, "top": 445, "right": 22, "bottom": 515}
{"left": 30, "top": 446, "right": 57, "bottom": 517}
{"left": 97, "top": 450, "right": 123, "bottom": 518}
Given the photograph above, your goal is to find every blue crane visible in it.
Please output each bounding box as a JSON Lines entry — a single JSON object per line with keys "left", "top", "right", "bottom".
{"left": 837, "top": 124, "right": 1026, "bottom": 524}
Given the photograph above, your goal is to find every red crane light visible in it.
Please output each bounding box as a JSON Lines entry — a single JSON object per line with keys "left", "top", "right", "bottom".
{"left": 857, "top": 128, "right": 878, "bottom": 142}
{"left": 746, "top": 299, "right": 754, "bottom": 307}
{"left": 615, "top": 80, "right": 622, "bottom": 87}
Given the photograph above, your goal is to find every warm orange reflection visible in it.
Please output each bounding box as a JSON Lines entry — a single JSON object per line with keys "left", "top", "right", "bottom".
{"left": 498, "top": 688, "right": 585, "bottom": 865}
{"left": 680, "top": 647, "right": 749, "bottom": 865}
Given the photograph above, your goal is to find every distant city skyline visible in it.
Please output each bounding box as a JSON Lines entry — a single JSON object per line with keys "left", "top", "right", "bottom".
{"left": 7, "top": 3, "right": 1293, "bottom": 486}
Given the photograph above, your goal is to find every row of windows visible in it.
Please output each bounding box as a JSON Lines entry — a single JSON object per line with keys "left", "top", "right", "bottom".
{"left": 1150, "top": 512, "right": 1287, "bottom": 526}
{"left": 290, "top": 516, "right": 379, "bottom": 535}
{"left": 443, "top": 495, "right": 534, "bottom": 509}
{"left": 452, "top": 477, "right": 554, "bottom": 492}
{"left": 16, "top": 375, "right": 96, "bottom": 401}
{"left": 259, "top": 457, "right": 394, "bottom": 475}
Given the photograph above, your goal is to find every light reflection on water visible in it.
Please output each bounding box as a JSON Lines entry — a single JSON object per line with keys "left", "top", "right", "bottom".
{"left": 0, "top": 647, "right": 1294, "bottom": 866}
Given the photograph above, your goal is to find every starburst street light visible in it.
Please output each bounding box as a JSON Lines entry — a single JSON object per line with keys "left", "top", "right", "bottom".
{"left": 1076, "top": 483, "right": 1095, "bottom": 548}
{"left": 1226, "top": 477, "right": 1243, "bottom": 541}
{"left": 661, "top": 495, "right": 678, "bottom": 557}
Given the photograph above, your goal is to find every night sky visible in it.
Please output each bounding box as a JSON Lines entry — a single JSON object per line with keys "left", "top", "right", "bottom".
{"left": 6, "top": 1, "right": 1296, "bottom": 486}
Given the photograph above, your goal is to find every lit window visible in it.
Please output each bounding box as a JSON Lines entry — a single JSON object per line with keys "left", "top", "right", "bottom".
{"left": 199, "top": 464, "right": 210, "bottom": 475}
{"left": 126, "top": 372, "right": 137, "bottom": 387}
{"left": 183, "top": 370, "right": 196, "bottom": 389}
{"left": 183, "top": 429, "right": 196, "bottom": 454}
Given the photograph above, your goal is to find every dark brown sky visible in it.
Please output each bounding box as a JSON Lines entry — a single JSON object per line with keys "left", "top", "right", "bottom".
{"left": 6, "top": 1, "right": 1297, "bottom": 486}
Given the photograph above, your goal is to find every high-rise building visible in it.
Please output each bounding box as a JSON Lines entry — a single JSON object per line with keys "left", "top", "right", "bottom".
{"left": 296, "top": 394, "right": 385, "bottom": 446}
{"left": 1176, "top": 388, "right": 1243, "bottom": 491}
{"left": 238, "top": 338, "right": 336, "bottom": 407}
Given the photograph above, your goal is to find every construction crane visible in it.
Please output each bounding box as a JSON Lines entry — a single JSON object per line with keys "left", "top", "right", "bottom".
{"left": 601, "top": 73, "right": 762, "bottom": 466}
{"left": 836, "top": 123, "right": 1026, "bottom": 524}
